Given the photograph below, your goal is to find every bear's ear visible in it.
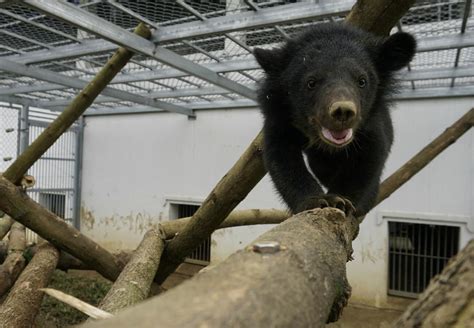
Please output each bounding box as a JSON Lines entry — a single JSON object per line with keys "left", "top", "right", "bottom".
{"left": 377, "top": 32, "right": 416, "bottom": 72}
{"left": 254, "top": 48, "right": 287, "bottom": 74}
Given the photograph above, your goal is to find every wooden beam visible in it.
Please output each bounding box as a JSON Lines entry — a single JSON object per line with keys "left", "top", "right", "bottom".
{"left": 377, "top": 108, "right": 474, "bottom": 205}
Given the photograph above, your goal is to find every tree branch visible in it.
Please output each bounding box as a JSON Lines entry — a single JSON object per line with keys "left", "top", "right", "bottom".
{"left": 0, "top": 242, "right": 59, "bottom": 327}
{"left": 393, "top": 240, "right": 474, "bottom": 327}
{"left": 98, "top": 229, "right": 166, "bottom": 313}
{"left": 376, "top": 108, "right": 473, "bottom": 206}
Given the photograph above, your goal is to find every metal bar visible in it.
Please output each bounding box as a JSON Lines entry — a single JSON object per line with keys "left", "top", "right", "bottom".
{"left": 25, "top": 0, "right": 257, "bottom": 101}
{"left": 11, "top": 1, "right": 353, "bottom": 65}
{"left": 107, "top": 0, "right": 160, "bottom": 30}
{"left": 4, "top": 38, "right": 474, "bottom": 96}
{"left": 176, "top": 0, "right": 207, "bottom": 20}
{"left": 244, "top": 0, "right": 260, "bottom": 12}
{"left": 72, "top": 117, "right": 84, "bottom": 230}
{"left": 410, "top": 225, "right": 414, "bottom": 293}
{"left": 0, "top": 58, "right": 194, "bottom": 116}
{"left": 0, "top": 29, "right": 52, "bottom": 50}
{"left": 17, "top": 104, "right": 30, "bottom": 158}
{"left": 0, "top": 8, "right": 81, "bottom": 43}
{"left": 82, "top": 84, "right": 474, "bottom": 115}
{"left": 28, "top": 188, "right": 74, "bottom": 193}
{"left": 182, "top": 40, "right": 221, "bottom": 62}
{"left": 451, "top": 0, "right": 472, "bottom": 87}
{"left": 0, "top": 59, "right": 261, "bottom": 96}
{"left": 5, "top": 62, "right": 474, "bottom": 101}
{"left": 416, "top": 223, "right": 421, "bottom": 293}
{"left": 37, "top": 156, "right": 75, "bottom": 162}
{"left": 32, "top": 84, "right": 233, "bottom": 108}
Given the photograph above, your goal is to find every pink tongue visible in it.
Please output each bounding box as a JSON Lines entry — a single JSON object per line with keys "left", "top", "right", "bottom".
{"left": 321, "top": 127, "right": 353, "bottom": 145}
{"left": 330, "top": 130, "right": 349, "bottom": 139}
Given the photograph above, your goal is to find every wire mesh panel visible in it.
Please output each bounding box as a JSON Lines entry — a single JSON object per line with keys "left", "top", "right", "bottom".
{"left": 388, "top": 221, "right": 460, "bottom": 298}
{"left": 27, "top": 122, "right": 78, "bottom": 225}
{"left": 0, "top": 104, "right": 19, "bottom": 171}
{"left": 176, "top": 203, "right": 211, "bottom": 264}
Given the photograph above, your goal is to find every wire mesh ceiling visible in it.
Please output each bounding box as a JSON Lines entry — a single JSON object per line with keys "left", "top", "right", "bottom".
{"left": 0, "top": 0, "right": 472, "bottom": 116}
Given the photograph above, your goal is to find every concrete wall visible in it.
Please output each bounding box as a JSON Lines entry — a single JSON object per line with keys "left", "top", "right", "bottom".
{"left": 80, "top": 97, "right": 473, "bottom": 307}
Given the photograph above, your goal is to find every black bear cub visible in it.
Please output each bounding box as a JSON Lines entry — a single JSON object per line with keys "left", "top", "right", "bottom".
{"left": 255, "top": 23, "right": 416, "bottom": 216}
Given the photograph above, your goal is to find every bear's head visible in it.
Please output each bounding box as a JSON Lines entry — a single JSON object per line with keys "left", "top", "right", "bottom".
{"left": 254, "top": 23, "right": 416, "bottom": 149}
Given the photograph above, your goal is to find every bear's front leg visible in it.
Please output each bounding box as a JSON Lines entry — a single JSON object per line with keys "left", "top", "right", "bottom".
{"left": 295, "top": 194, "right": 356, "bottom": 216}
{"left": 263, "top": 124, "right": 325, "bottom": 214}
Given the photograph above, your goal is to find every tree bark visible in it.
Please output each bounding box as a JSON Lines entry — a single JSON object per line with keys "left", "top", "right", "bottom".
{"left": 376, "top": 108, "right": 473, "bottom": 206}
{"left": 0, "top": 215, "right": 13, "bottom": 241}
{"left": 0, "top": 222, "right": 26, "bottom": 297}
{"left": 160, "top": 208, "right": 288, "bottom": 239}
{"left": 153, "top": 0, "right": 418, "bottom": 285}
{"left": 393, "top": 240, "right": 474, "bottom": 328}
{"left": 0, "top": 176, "right": 123, "bottom": 281}
{"left": 0, "top": 242, "right": 59, "bottom": 328}
{"left": 98, "top": 229, "right": 166, "bottom": 313}
{"left": 82, "top": 208, "right": 358, "bottom": 328}
{"left": 346, "top": 0, "right": 416, "bottom": 36}
{"left": 0, "top": 240, "right": 6, "bottom": 263}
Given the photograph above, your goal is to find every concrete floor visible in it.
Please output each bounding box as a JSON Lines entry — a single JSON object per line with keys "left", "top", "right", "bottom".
{"left": 326, "top": 303, "right": 406, "bottom": 328}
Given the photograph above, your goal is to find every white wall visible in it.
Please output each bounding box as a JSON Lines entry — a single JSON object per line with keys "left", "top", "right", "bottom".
{"left": 80, "top": 97, "right": 473, "bottom": 307}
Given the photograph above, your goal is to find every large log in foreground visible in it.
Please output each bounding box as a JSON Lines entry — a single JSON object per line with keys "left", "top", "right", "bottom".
{"left": 0, "top": 242, "right": 59, "bottom": 328}
{"left": 0, "top": 176, "right": 123, "bottom": 281}
{"left": 153, "top": 0, "right": 416, "bottom": 285}
{"left": 83, "top": 208, "right": 357, "bottom": 328}
{"left": 394, "top": 239, "right": 474, "bottom": 328}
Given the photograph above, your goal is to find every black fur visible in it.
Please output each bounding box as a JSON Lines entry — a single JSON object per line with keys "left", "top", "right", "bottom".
{"left": 255, "top": 23, "right": 416, "bottom": 216}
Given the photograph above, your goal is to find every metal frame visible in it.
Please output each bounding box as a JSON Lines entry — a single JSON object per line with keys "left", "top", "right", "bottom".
{"left": 0, "top": 0, "right": 472, "bottom": 116}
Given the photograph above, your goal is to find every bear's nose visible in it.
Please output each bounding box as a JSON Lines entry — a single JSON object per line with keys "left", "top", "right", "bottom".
{"left": 329, "top": 101, "right": 357, "bottom": 123}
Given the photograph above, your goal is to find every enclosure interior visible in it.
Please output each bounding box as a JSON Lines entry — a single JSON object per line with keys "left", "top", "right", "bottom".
{"left": 0, "top": 0, "right": 473, "bottom": 307}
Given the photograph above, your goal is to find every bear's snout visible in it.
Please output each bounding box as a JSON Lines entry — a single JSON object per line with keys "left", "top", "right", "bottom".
{"left": 328, "top": 101, "right": 357, "bottom": 125}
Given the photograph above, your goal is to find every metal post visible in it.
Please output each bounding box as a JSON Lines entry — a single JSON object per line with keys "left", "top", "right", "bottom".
{"left": 18, "top": 104, "right": 30, "bottom": 155}
{"left": 72, "top": 116, "right": 84, "bottom": 230}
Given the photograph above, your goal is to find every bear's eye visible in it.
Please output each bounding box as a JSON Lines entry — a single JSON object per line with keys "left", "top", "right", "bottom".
{"left": 358, "top": 77, "right": 367, "bottom": 88}
{"left": 307, "top": 79, "right": 317, "bottom": 89}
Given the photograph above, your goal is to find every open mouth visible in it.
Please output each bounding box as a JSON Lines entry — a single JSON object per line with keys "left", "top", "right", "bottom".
{"left": 321, "top": 127, "right": 353, "bottom": 146}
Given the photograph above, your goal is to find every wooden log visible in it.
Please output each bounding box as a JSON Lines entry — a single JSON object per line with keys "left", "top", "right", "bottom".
{"left": 160, "top": 208, "right": 288, "bottom": 239}
{"left": 0, "top": 240, "right": 6, "bottom": 263}
{"left": 0, "top": 222, "right": 26, "bottom": 297}
{"left": 0, "top": 242, "right": 59, "bottom": 327}
{"left": 2, "top": 23, "right": 151, "bottom": 185}
{"left": 81, "top": 208, "right": 358, "bottom": 328}
{"left": 393, "top": 239, "right": 474, "bottom": 328}
{"left": 345, "top": 0, "right": 416, "bottom": 36}
{"left": 0, "top": 215, "right": 13, "bottom": 241}
{"left": 0, "top": 176, "right": 123, "bottom": 281}
{"left": 376, "top": 108, "right": 473, "bottom": 205}
{"left": 153, "top": 0, "right": 417, "bottom": 284}
{"left": 41, "top": 288, "right": 113, "bottom": 320}
{"left": 98, "top": 229, "right": 166, "bottom": 313}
